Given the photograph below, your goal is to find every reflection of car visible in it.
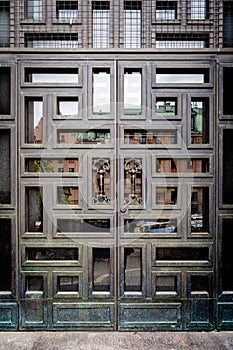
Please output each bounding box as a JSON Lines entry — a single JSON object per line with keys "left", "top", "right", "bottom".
{"left": 191, "top": 214, "right": 203, "bottom": 229}
{"left": 128, "top": 220, "right": 176, "bottom": 233}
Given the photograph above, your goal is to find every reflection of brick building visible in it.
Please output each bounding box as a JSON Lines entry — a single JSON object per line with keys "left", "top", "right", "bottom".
{"left": 34, "top": 117, "right": 43, "bottom": 144}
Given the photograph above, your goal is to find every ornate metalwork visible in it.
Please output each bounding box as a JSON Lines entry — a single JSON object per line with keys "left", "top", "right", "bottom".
{"left": 93, "top": 158, "right": 110, "bottom": 204}
{"left": 124, "top": 158, "right": 143, "bottom": 206}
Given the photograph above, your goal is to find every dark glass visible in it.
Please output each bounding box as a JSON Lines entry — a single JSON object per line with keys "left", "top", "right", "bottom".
{"left": 27, "top": 248, "right": 79, "bottom": 260}
{"left": 58, "top": 276, "right": 79, "bottom": 292}
{"left": 26, "top": 187, "right": 43, "bottom": 232}
{"left": 57, "top": 219, "right": 110, "bottom": 233}
{"left": 27, "top": 276, "right": 43, "bottom": 291}
{"left": 0, "top": 219, "right": 11, "bottom": 291}
{"left": 191, "top": 98, "right": 209, "bottom": 144}
{"left": 222, "top": 219, "right": 233, "bottom": 291}
{"left": 156, "top": 248, "right": 209, "bottom": 261}
{"left": 191, "top": 276, "right": 209, "bottom": 293}
{"left": 0, "top": 130, "right": 10, "bottom": 204}
{"left": 93, "top": 248, "right": 110, "bottom": 292}
{"left": 0, "top": 67, "right": 10, "bottom": 113}
{"left": 223, "top": 130, "right": 233, "bottom": 204}
{"left": 191, "top": 187, "right": 209, "bottom": 232}
{"left": 124, "top": 247, "right": 142, "bottom": 292}
{"left": 156, "top": 276, "right": 177, "bottom": 292}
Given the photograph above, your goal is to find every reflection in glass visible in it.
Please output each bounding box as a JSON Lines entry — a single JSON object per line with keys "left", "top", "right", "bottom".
{"left": 156, "top": 68, "right": 209, "bottom": 83}
{"left": 26, "top": 187, "right": 43, "bottom": 232}
{"left": 26, "top": 0, "right": 42, "bottom": 20}
{"left": 0, "top": 67, "right": 10, "bottom": 114}
{"left": 57, "top": 130, "right": 110, "bottom": 145}
{"left": 223, "top": 129, "right": 233, "bottom": 204}
{"left": 124, "top": 69, "right": 142, "bottom": 115}
{"left": 58, "top": 276, "right": 79, "bottom": 292}
{"left": 191, "top": 98, "right": 209, "bottom": 144}
{"left": 26, "top": 276, "right": 43, "bottom": 291}
{"left": 124, "top": 129, "right": 177, "bottom": 144}
{"left": 57, "top": 97, "right": 79, "bottom": 116}
{"left": 124, "top": 248, "right": 142, "bottom": 292}
{"left": 156, "top": 158, "right": 209, "bottom": 173}
{"left": 25, "top": 68, "right": 79, "bottom": 83}
{"left": 27, "top": 248, "right": 79, "bottom": 260}
{"left": 57, "top": 219, "right": 110, "bottom": 233}
{"left": 191, "top": 276, "right": 209, "bottom": 293}
{"left": 156, "top": 276, "right": 177, "bottom": 292}
{"left": 57, "top": 187, "right": 79, "bottom": 205}
{"left": 155, "top": 98, "right": 177, "bottom": 117}
{"left": 25, "top": 97, "right": 43, "bottom": 144}
{"left": 93, "top": 68, "right": 110, "bottom": 114}
{"left": 156, "top": 187, "right": 177, "bottom": 205}
{"left": 93, "top": 248, "right": 110, "bottom": 292}
{"left": 191, "top": 0, "right": 208, "bottom": 20}
{"left": 125, "top": 218, "right": 177, "bottom": 233}
{"left": 0, "top": 130, "right": 10, "bottom": 204}
{"left": 191, "top": 187, "right": 209, "bottom": 232}
{"left": 156, "top": 247, "right": 209, "bottom": 261}
{"left": 25, "top": 158, "right": 79, "bottom": 173}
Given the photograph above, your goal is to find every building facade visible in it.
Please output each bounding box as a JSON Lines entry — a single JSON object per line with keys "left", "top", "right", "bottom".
{"left": 0, "top": 0, "right": 233, "bottom": 331}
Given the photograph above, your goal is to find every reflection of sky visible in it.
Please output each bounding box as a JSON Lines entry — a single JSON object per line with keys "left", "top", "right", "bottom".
{"left": 157, "top": 74, "right": 204, "bottom": 83}
{"left": 32, "top": 74, "right": 78, "bottom": 83}
{"left": 124, "top": 73, "right": 141, "bottom": 108}
{"left": 34, "top": 101, "right": 43, "bottom": 126}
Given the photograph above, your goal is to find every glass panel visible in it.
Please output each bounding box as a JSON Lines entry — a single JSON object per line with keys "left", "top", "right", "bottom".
{"left": 26, "top": 187, "right": 43, "bottom": 232}
{"left": 124, "top": 69, "right": 142, "bottom": 115}
{"left": 124, "top": 159, "right": 143, "bottom": 206}
{"left": 93, "top": 68, "right": 110, "bottom": 114}
{"left": 58, "top": 276, "right": 79, "bottom": 292}
{"left": 191, "top": 276, "right": 209, "bottom": 292}
{"left": 27, "top": 276, "right": 43, "bottom": 291}
{"left": 93, "top": 248, "right": 110, "bottom": 292}
{"left": 57, "top": 219, "right": 110, "bottom": 233}
{"left": 156, "top": 187, "right": 177, "bottom": 205}
{"left": 27, "top": 248, "right": 79, "bottom": 260}
{"left": 223, "top": 130, "right": 233, "bottom": 204}
{"left": 25, "top": 97, "right": 43, "bottom": 144}
{"left": 125, "top": 218, "right": 177, "bottom": 233}
{"left": 25, "top": 68, "right": 79, "bottom": 83}
{"left": 156, "top": 1, "right": 177, "bottom": 20}
{"left": 191, "top": 187, "right": 209, "bottom": 232}
{"left": 56, "top": 1, "right": 79, "bottom": 22}
{"left": 156, "top": 158, "right": 209, "bottom": 173}
{"left": 25, "top": 158, "right": 79, "bottom": 173}
{"left": 124, "top": 129, "right": 177, "bottom": 144}
{"left": 124, "top": 1, "right": 141, "bottom": 48}
{"left": 223, "top": 2, "right": 233, "bottom": 48}
{"left": 26, "top": 0, "right": 43, "bottom": 20}
{"left": 191, "top": 0, "right": 208, "bottom": 20}
{"left": 92, "top": 158, "right": 110, "bottom": 204}
{"left": 223, "top": 68, "right": 233, "bottom": 115}
{"left": 0, "top": 130, "right": 10, "bottom": 204}
{"left": 156, "top": 247, "right": 209, "bottom": 261}
{"left": 156, "top": 39, "right": 207, "bottom": 49}
{"left": 0, "top": 67, "right": 10, "bottom": 114}
{"left": 156, "top": 276, "right": 177, "bottom": 292}
{"left": 25, "top": 34, "right": 79, "bottom": 48}
{"left": 92, "top": 1, "right": 110, "bottom": 48}
{"left": 57, "top": 187, "right": 79, "bottom": 205}
{"left": 57, "top": 129, "right": 110, "bottom": 144}
{"left": 155, "top": 97, "right": 177, "bottom": 117}
{"left": 222, "top": 219, "right": 233, "bottom": 291}
{"left": 57, "top": 97, "right": 79, "bottom": 116}
{"left": 156, "top": 68, "right": 209, "bottom": 83}
{"left": 124, "top": 247, "right": 142, "bottom": 292}
{"left": 191, "top": 98, "right": 209, "bottom": 144}
{"left": 0, "top": 219, "right": 11, "bottom": 291}
{"left": 0, "top": 2, "right": 10, "bottom": 47}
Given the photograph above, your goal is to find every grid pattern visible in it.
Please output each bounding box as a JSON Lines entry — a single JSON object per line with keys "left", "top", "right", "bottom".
{"left": 25, "top": 33, "right": 79, "bottom": 48}
{"left": 155, "top": 34, "right": 209, "bottom": 48}
{"left": 92, "top": 1, "right": 110, "bottom": 48}
{"left": 0, "top": 1, "right": 233, "bottom": 49}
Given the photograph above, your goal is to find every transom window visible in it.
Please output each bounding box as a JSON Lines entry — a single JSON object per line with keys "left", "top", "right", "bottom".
{"left": 25, "top": 0, "right": 43, "bottom": 20}
{"left": 124, "top": 1, "right": 141, "bottom": 48}
{"left": 92, "top": 1, "right": 110, "bottom": 48}
{"left": 156, "top": 1, "right": 177, "bottom": 20}
{"left": 56, "top": 1, "right": 79, "bottom": 23}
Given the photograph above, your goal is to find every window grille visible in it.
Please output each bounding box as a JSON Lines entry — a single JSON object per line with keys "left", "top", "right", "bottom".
{"left": 155, "top": 34, "right": 209, "bottom": 48}
{"left": 92, "top": 1, "right": 110, "bottom": 48}
{"left": 190, "top": 0, "right": 208, "bottom": 20}
{"left": 26, "top": 0, "right": 43, "bottom": 21}
{"left": 156, "top": 1, "right": 177, "bottom": 20}
{"left": 56, "top": 1, "right": 79, "bottom": 23}
{"left": 223, "top": 1, "right": 233, "bottom": 48}
{"left": 124, "top": 1, "right": 141, "bottom": 48}
{"left": 0, "top": 1, "right": 10, "bottom": 47}
{"left": 25, "top": 33, "right": 79, "bottom": 48}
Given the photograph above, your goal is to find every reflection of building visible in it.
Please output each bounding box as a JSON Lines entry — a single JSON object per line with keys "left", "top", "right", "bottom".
{"left": 0, "top": 0, "right": 233, "bottom": 332}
